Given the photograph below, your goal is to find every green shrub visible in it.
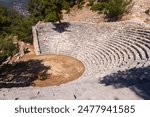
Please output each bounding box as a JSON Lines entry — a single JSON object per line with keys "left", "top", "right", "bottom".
{"left": 87, "top": 0, "right": 95, "bottom": 6}
{"left": 0, "top": 36, "right": 18, "bottom": 64}
{"left": 0, "top": 5, "right": 19, "bottom": 65}
{"left": 90, "top": 0, "right": 133, "bottom": 21}
{"left": 77, "top": 0, "right": 85, "bottom": 9}
{"left": 0, "top": 5, "right": 11, "bottom": 28}
{"left": 62, "top": 0, "right": 71, "bottom": 12}
{"left": 0, "top": 5, "right": 34, "bottom": 65}
{"left": 104, "top": 0, "right": 133, "bottom": 21}
{"left": 10, "top": 16, "right": 36, "bottom": 43}
{"left": 28, "top": 0, "right": 85, "bottom": 22}
{"left": 91, "top": 2, "right": 106, "bottom": 13}
{"left": 28, "top": 0, "right": 67, "bottom": 23}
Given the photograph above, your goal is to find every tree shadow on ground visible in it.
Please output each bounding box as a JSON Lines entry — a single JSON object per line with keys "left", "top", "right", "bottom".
{"left": 0, "top": 60, "right": 50, "bottom": 88}
{"left": 100, "top": 66, "right": 150, "bottom": 100}
{"left": 52, "top": 22, "right": 71, "bottom": 33}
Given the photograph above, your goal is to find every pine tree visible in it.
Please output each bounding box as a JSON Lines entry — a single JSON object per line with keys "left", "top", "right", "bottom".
{"left": 28, "top": 0, "right": 84, "bottom": 23}
{"left": 28, "top": 0, "right": 63, "bottom": 23}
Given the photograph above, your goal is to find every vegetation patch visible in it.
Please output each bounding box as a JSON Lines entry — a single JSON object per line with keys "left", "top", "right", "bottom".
{"left": 90, "top": 0, "right": 134, "bottom": 21}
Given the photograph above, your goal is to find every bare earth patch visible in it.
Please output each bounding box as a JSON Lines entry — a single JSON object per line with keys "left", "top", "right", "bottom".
{"left": 18, "top": 44, "right": 85, "bottom": 87}
{"left": 29, "top": 55, "right": 85, "bottom": 87}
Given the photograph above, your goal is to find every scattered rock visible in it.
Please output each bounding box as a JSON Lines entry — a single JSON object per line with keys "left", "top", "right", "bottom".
{"left": 24, "top": 48, "right": 30, "bottom": 54}
{"left": 15, "top": 98, "right": 19, "bottom": 100}
{"left": 145, "top": 8, "right": 150, "bottom": 15}
{"left": 37, "top": 91, "right": 40, "bottom": 95}
{"left": 74, "top": 95, "right": 77, "bottom": 99}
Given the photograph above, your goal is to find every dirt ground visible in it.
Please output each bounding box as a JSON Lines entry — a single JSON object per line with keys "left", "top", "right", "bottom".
{"left": 15, "top": 45, "right": 85, "bottom": 87}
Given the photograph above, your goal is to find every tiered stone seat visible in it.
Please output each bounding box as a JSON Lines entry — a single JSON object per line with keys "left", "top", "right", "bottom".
{"left": 120, "top": 28, "right": 150, "bottom": 59}
{"left": 1, "top": 21, "right": 150, "bottom": 100}
{"left": 33, "top": 22, "right": 150, "bottom": 78}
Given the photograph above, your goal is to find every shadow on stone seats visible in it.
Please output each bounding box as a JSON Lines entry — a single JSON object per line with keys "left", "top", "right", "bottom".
{"left": 0, "top": 60, "right": 50, "bottom": 88}
{"left": 100, "top": 66, "right": 150, "bottom": 100}
{"left": 52, "top": 22, "right": 71, "bottom": 33}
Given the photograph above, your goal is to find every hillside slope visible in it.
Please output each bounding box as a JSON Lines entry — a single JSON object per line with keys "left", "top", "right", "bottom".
{"left": 63, "top": 0, "right": 150, "bottom": 24}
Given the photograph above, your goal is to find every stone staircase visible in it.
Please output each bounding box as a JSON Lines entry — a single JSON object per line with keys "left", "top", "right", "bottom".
{"left": 33, "top": 22, "right": 150, "bottom": 78}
